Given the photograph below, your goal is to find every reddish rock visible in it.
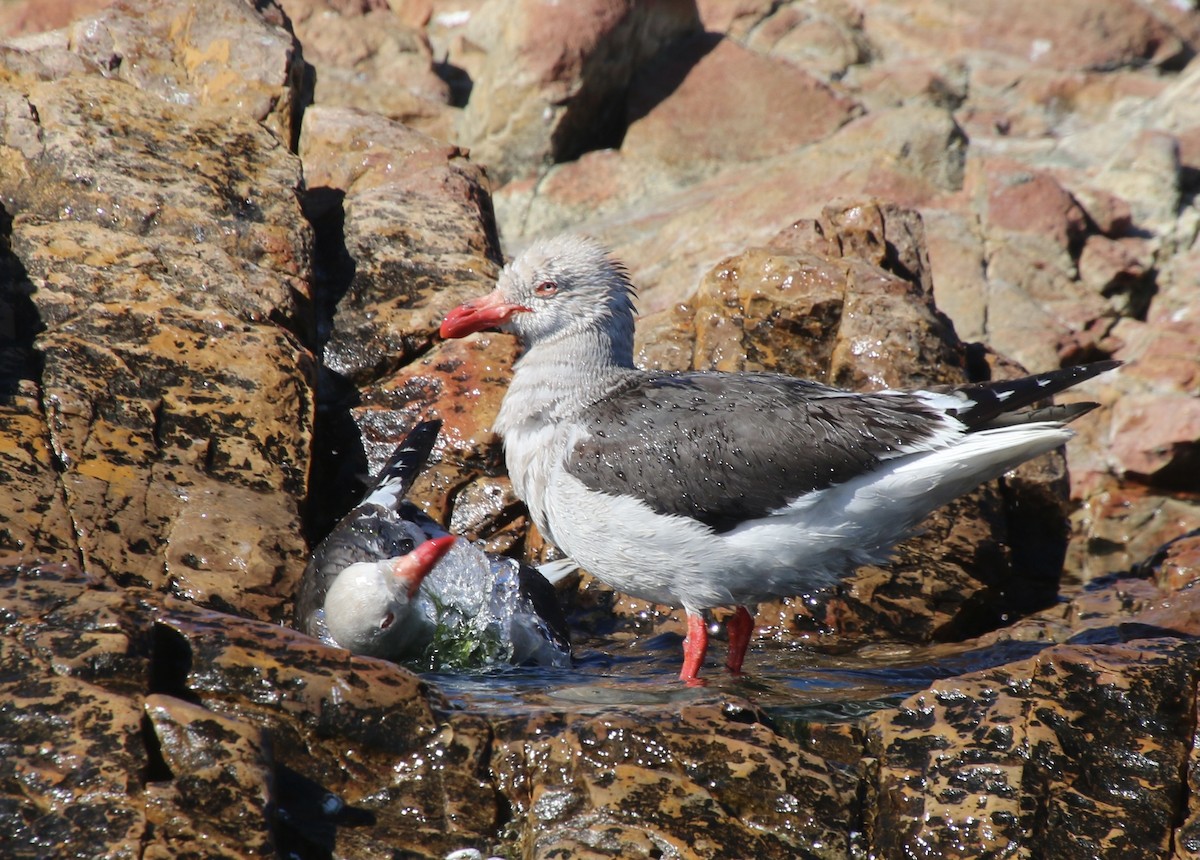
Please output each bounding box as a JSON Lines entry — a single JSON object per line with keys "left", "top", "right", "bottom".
{"left": 744, "top": 0, "right": 869, "bottom": 80}
{"left": 278, "top": 0, "right": 455, "bottom": 138}
{"left": 622, "top": 35, "right": 861, "bottom": 175}
{"left": 921, "top": 207, "right": 988, "bottom": 343}
{"left": 862, "top": 0, "right": 1188, "bottom": 72}
{"left": 1110, "top": 394, "right": 1200, "bottom": 488}
{"left": 1067, "top": 485, "right": 1200, "bottom": 581}
{"left": 1136, "top": 530, "right": 1200, "bottom": 593}
{"left": 353, "top": 332, "right": 514, "bottom": 472}
{"left": 981, "top": 163, "right": 1090, "bottom": 255}
{"left": 0, "top": 0, "right": 111, "bottom": 37}
{"left": 695, "top": 0, "right": 775, "bottom": 36}
{"left": 457, "top": 0, "right": 701, "bottom": 184}
{"left": 498, "top": 102, "right": 968, "bottom": 314}
{"left": 1115, "top": 319, "right": 1200, "bottom": 394}
{"left": 961, "top": 157, "right": 1112, "bottom": 370}
{"left": 1078, "top": 234, "right": 1151, "bottom": 295}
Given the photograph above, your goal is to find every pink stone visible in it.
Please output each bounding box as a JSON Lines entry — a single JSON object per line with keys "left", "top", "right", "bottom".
{"left": 1110, "top": 394, "right": 1200, "bottom": 485}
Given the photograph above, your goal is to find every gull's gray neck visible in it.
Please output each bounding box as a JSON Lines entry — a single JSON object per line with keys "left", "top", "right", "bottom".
{"left": 497, "top": 318, "right": 637, "bottom": 432}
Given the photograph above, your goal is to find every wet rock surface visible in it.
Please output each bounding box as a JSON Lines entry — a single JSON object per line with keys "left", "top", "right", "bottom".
{"left": 0, "top": 559, "right": 497, "bottom": 858}
{"left": 0, "top": 0, "right": 1198, "bottom": 858}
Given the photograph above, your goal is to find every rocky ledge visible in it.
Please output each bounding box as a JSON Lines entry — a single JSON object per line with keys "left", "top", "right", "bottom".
{"left": 1, "top": 0, "right": 1198, "bottom": 858}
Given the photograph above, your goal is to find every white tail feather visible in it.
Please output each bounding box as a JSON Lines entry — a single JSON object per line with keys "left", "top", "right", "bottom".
{"left": 718, "top": 422, "right": 1074, "bottom": 600}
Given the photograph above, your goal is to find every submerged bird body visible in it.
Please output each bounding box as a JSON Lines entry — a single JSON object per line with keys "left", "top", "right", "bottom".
{"left": 295, "top": 420, "right": 570, "bottom": 668}
{"left": 440, "top": 235, "right": 1117, "bottom": 681}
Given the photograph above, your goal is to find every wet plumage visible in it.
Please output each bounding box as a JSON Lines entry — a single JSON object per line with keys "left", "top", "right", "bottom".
{"left": 440, "top": 234, "right": 1117, "bottom": 682}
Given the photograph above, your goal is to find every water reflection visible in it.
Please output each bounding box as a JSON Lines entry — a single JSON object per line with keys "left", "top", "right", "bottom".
{"left": 421, "top": 628, "right": 1053, "bottom": 723}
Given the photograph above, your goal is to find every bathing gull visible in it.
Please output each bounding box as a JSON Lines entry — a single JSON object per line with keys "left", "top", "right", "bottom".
{"left": 294, "top": 419, "right": 570, "bottom": 668}
{"left": 439, "top": 234, "right": 1118, "bottom": 682}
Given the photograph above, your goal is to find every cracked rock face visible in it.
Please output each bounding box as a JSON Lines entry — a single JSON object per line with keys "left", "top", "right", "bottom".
{"left": 0, "top": 560, "right": 497, "bottom": 858}
{"left": 0, "top": 70, "right": 315, "bottom": 621}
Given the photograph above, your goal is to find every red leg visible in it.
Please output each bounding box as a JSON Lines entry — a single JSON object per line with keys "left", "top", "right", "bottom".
{"left": 680, "top": 612, "right": 709, "bottom": 684}
{"left": 725, "top": 606, "right": 754, "bottom": 675}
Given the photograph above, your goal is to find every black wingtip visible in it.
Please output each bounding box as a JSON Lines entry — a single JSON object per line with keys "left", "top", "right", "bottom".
{"left": 372, "top": 419, "right": 444, "bottom": 491}
{"left": 955, "top": 360, "right": 1120, "bottom": 429}
{"left": 983, "top": 400, "right": 1100, "bottom": 427}
{"left": 1059, "top": 359, "right": 1122, "bottom": 383}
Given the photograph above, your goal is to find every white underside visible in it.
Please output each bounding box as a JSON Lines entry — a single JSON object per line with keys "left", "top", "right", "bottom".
{"left": 525, "top": 421, "right": 1074, "bottom": 614}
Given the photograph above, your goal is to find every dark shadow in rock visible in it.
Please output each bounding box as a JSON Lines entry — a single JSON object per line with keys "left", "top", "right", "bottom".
{"left": 434, "top": 59, "right": 473, "bottom": 108}
{"left": 554, "top": 13, "right": 711, "bottom": 162}
{"left": 0, "top": 203, "right": 43, "bottom": 398}
{"left": 140, "top": 712, "right": 175, "bottom": 784}
{"left": 300, "top": 186, "right": 371, "bottom": 544}
{"left": 302, "top": 187, "right": 356, "bottom": 348}
{"left": 996, "top": 475, "right": 1068, "bottom": 609}
{"left": 1066, "top": 622, "right": 1198, "bottom": 646}
{"left": 620, "top": 30, "right": 722, "bottom": 143}
{"left": 149, "top": 621, "right": 203, "bottom": 706}
{"left": 274, "top": 763, "right": 375, "bottom": 860}
{"left": 306, "top": 365, "right": 370, "bottom": 544}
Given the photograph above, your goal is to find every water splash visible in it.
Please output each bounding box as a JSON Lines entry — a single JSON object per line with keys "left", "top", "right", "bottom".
{"left": 412, "top": 534, "right": 570, "bottom": 671}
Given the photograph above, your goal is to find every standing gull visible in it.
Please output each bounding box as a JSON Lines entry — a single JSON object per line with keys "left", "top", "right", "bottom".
{"left": 439, "top": 234, "right": 1118, "bottom": 682}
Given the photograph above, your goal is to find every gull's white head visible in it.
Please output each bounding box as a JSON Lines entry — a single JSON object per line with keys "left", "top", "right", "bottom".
{"left": 439, "top": 234, "right": 636, "bottom": 356}
{"left": 322, "top": 535, "right": 456, "bottom": 658}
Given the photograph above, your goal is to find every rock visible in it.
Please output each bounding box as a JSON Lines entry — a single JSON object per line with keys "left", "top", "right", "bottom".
{"left": 0, "top": 382, "right": 77, "bottom": 561}
{"left": 1077, "top": 234, "right": 1153, "bottom": 315}
{"left": 1072, "top": 317, "right": 1200, "bottom": 490}
{"left": 1067, "top": 486, "right": 1200, "bottom": 581}
{"left": 490, "top": 698, "right": 856, "bottom": 859}
{"left": 298, "top": 105, "right": 500, "bottom": 386}
{"left": 0, "top": 0, "right": 112, "bottom": 37}
{"left": 0, "top": 559, "right": 499, "bottom": 859}
{"left": 351, "top": 333, "right": 527, "bottom": 549}
{"left": 143, "top": 694, "right": 277, "bottom": 856}
{"left": 921, "top": 207, "right": 988, "bottom": 343}
{"left": 861, "top": 0, "right": 1189, "bottom": 73}
{"left": 1110, "top": 394, "right": 1200, "bottom": 487}
{"left": 296, "top": 104, "right": 508, "bottom": 539}
{"left": 866, "top": 638, "right": 1200, "bottom": 858}
{"left": 1093, "top": 130, "right": 1184, "bottom": 233}
{"left": 970, "top": 158, "right": 1110, "bottom": 371}
{"left": 742, "top": 0, "right": 870, "bottom": 81}
{"left": 621, "top": 34, "right": 861, "bottom": 183}
{"left": 1134, "top": 529, "right": 1200, "bottom": 593}
{"left": 499, "top": 102, "right": 967, "bottom": 312}
{"left": 278, "top": 0, "right": 456, "bottom": 138}
{"left": 457, "top": 0, "right": 702, "bottom": 185}
{"left": 54, "top": 0, "right": 310, "bottom": 145}
{"left": 0, "top": 71, "right": 315, "bottom": 621}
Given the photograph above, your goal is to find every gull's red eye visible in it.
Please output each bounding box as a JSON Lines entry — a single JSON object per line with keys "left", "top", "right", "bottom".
{"left": 534, "top": 281, "right": 558, "bottom": 297}
{"left": 380, "top": 611, "right": 395, "bottom": 630}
